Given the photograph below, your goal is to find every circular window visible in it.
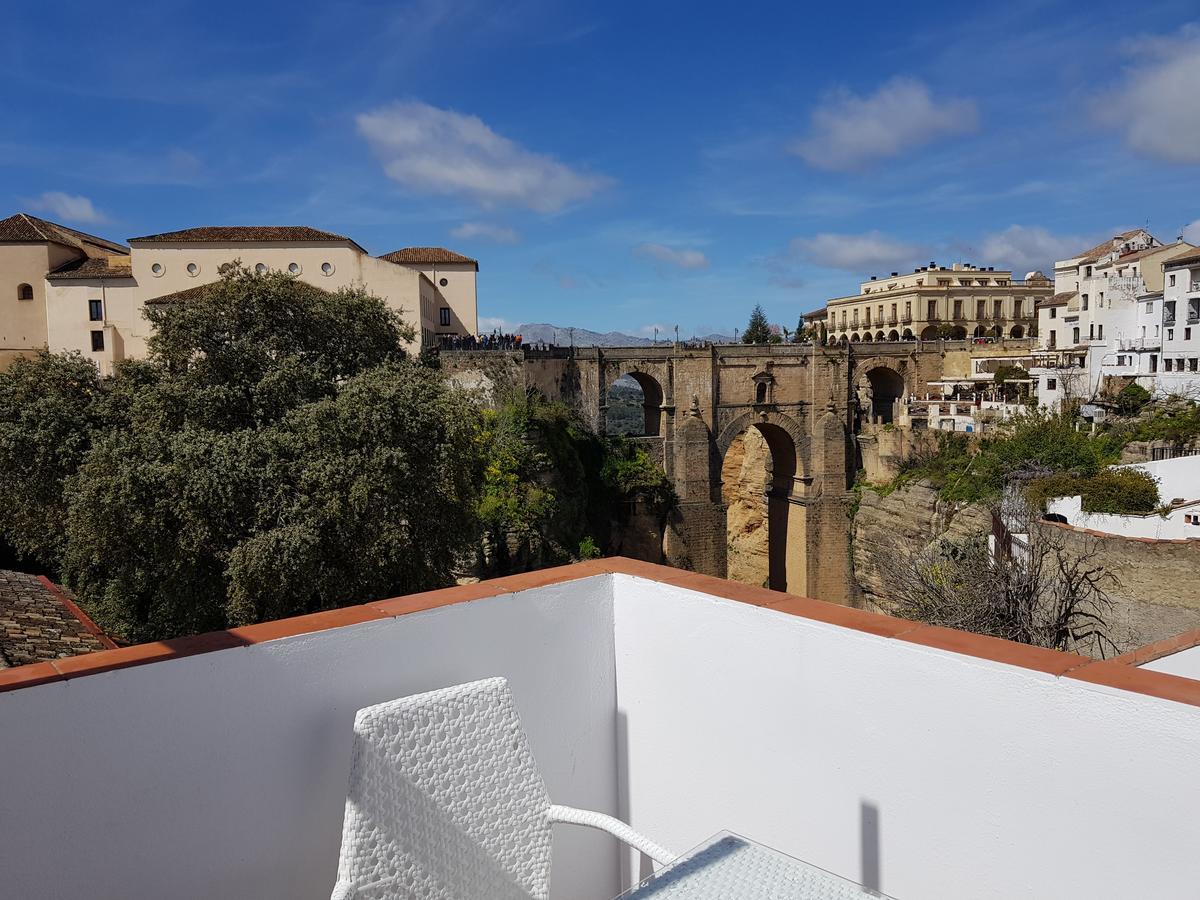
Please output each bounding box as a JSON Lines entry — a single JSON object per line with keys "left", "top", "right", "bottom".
{"left": 288, "top": 262, "right": 301, "bottom": 274}
{"left": 255, "top": 263, "right": 268, "bottom": 274}
{"left": 321, "top": 262, "right": 334, "bottom": 276}
{"left": 151, "top": 262, "right": 164, "bottom": 276}
{"left": 439, "top": 277, "right": 449, "bottom": 287}
{"left": 186, "top": 262, "right": 199, "bottom": 277}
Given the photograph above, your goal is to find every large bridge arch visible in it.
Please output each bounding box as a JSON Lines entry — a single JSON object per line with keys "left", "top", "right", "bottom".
{"left": 716, "top": 410, "right": 810, "bottom": 594}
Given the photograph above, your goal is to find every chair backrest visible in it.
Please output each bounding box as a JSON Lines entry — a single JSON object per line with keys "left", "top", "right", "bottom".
{"left": 332, "top": 677, "right": 555, "bottom": 899}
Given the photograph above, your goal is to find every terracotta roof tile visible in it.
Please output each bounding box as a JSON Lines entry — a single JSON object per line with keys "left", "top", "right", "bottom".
{"left": 46, "top": 255, "right": 134, "bottom": 281}
{"left": 1165, "top": 248, "right": 1200, "bottom": 269}
{"left": 128, "top": 225, "right": 360, "bottom": 247}
{"left": 0, "top": 570, "right": 114, "bottom": 668}
{"left": 1042, "top": 291, "right": 1076, "bottom": 308}
{"left": 0, "top": 213, "right": 127, "bottom": 254}
{"left": 1095, "top": 242, "right": 1193, "bottom": 269}
{"left": 379, "top": 247, "right": 478, "bottom": 267}
{"left": 1073, "top": 229, "right": 1150, "bottom": 263}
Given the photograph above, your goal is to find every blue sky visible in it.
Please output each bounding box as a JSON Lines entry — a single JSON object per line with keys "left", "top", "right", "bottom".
{"left": 3, "top": 0, "right": 1198, "bottom": 337}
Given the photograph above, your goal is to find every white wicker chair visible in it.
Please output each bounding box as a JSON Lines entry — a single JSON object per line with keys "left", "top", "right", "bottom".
{"left": 331, "top": 676, "right": 674, "bottom": 899}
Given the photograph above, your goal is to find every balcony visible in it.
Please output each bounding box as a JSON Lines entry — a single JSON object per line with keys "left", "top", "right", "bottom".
{"left": 1, "top": 559, "right": 1199, "bottom": 900}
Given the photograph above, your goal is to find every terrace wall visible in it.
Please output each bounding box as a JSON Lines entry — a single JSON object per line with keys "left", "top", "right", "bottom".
{"left": 0, "top": 577, "right": 620, "bottom": 900}
{"left": 613, "top": 574, "right": 1200, "bottom": 900}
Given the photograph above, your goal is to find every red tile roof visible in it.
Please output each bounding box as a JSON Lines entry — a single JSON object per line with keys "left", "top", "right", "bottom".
{"left": 0, "top": 570, "right": 115, "bottom": 668}
{"left": 46, "top": 255, "right": 134, "bottom": 280}
{"left": 0, "top": 213, "right": 127, "bottom": 255}
{"left": 128, "top": 225, "right": 362, "bottom": 250}
{"left": 1074, "top": 229, "right": 1150, "bottom": 263}
{"left": 1041, "top": 291, "right": 1076, "bottom": 308}
{"left": 379, "top": 247, "right": 478, "bottom": 268}
{"left": 1165, "top": 248, "right": 1200, "bottom": 269}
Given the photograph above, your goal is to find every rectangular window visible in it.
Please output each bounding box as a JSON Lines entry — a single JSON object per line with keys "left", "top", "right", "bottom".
{"left": 1098, "top": 324, "right": 1103, "bottom": 339}
{"left": 1050, "top": 308, "right": 1057, "bottom": 319}
{"left": 1165, "top": 359, "right": 1174, "bottom": 372}
{"left": 976, "top": 300, "right": 985, "bottom": 318}
{"left": 1187, "top": 328, "right": 1192, "bottom": 340}
{"left": 1048, "top": 330, "right": 1056, "bottom": 348}
{"left": 953, "top": 299, "right": 963, "bottom": 318}
{"left": 927, "top": 299, "right": 937, "bottom": 319}
{"left": 88, "top": 299, "right": 103, "bottom": 321}
{"left": 1151, "top": 355, "right": 1158, "bottom": 373}
{"left": 1170, "top": 273, "right": 1177, "bottom": 287}
{"left": 90, "top": 330, "right": 104, "bottom": 352}
{"left": 1047, "top": 378, "right": 1057, "bottom": 390}
{"left": 1168, "top": 329, "right": 1175, "bottom": 341}
{"left": 1147, "top": 301, "right": 1155, "bottom": 313}
{"left": 1191, "top": 358, "right": 1199, "bottom": 372}
{"left": 1081, "top": 294, "right": 1089, "bottom": 310}
{"left": 1072, "top": 327, "right": 1080, "bottom": 344}
{"left": 439, "top": 307, "right": 451, "bottom": 327}
{"left": 1014, "top": 299, "right": 1023, "bottom": 317}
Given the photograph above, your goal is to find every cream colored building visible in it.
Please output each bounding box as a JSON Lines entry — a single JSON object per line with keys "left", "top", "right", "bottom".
{"left": 818, "top": 261, "right": 1047, "bottom": 344}
{"left": 2, "top": 216, "right": 478, "bottom": 374}
{"left": 0, "top": 214, "right": 128, "bottom": 369}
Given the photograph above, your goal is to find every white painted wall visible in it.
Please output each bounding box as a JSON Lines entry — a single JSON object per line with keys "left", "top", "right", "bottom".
{"left": 612, "top": 575, "right": 1200, "bottom": 900}
{"left": 6, "top": 573, "right": 1200, "bottom": 900}
{"left": 1143, "top": 644, "right": 1200, "bottom": 680}
{"left": 0, "top": 578, "right": 620, "bottom": 900}
{"left": 1044, "top": 456, "right": 1200, "bottom": 539}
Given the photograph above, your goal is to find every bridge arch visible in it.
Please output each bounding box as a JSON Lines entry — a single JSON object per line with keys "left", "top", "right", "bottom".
{"left": 605, "top": 370, "right": 665, "bottom": 436}
{"left": 716, "top": 410, "right": 809, "bottom": 593}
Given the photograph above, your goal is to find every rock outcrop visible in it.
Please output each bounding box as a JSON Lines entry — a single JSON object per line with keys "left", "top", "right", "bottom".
{"left": 721, "top": 428, "right": 771, "bottom": 587}
{"left": 852, "top": 480, "right": 991, "bottom": 610}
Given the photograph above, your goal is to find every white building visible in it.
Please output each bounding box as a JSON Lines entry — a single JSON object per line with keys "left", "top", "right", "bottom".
{"left": 1033, "top": 230, "right": 1196, "bottom": 408}
{"left": 1158, "top": 248, "right": 1200, "bottom": 398}
{"left": 1044, "top": 455, "right": 1200, "bottom": 540}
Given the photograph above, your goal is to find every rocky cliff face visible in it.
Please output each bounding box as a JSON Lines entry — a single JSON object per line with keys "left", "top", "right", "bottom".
{"left": 721, "top": 428, "right": 771, "bottom": 587}
{"left": 852, "top": 480, "right": 991, "bottom": 610}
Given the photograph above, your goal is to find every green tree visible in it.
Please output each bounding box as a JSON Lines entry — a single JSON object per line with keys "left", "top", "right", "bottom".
{"left": 742, "top": 305, "right": 774, "bottom": 344}
{"left": 1114, "top": 382, "right": 1151, "bottom": 416}
{"left": 0, "top": 267, "right": 483, "bottom": 643}
{"left": 0, "top": 352, "right": 108, "bottom": 563}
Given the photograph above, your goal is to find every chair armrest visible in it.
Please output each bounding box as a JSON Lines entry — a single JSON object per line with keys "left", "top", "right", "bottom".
{"left": 547, "top": 804, "right": 676, "bottom": 867}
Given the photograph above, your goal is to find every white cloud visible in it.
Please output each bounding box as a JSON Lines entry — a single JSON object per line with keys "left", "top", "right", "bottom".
{"left": 788, "top": 231, "right": 925, "bottom": 273}
{"left": 28, "top": 191, "right": 108, "bottom": 224}
{"left": 357, "top": 101, "right": 612, "bottom": 212}
{"left": 478, "top": 316, "right": 518, "bottom": 333}
{"left": 451, "top": 221, "right": 520, "bottom": 243}
{"left": 976, "top": 225, "right": 1091, "bottom": 275}
{"left": 633, "top": 242, "right": 710, "bottom": 270}
{"left": 1184, "top": 220, "right": 1200, "bottom": 244}
{"left": 790, "top": 77, "right": 979, "bottom": 171}
{"left": 634, "top": 323, "right": 671, "bottom": 337}
{"left": 1095, "top": 26, "right": 1200, "bottom": 164}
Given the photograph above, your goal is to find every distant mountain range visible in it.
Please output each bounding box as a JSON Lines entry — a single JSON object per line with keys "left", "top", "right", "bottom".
{"left": 515, "top": 323, "right": 733, "bottom": 347}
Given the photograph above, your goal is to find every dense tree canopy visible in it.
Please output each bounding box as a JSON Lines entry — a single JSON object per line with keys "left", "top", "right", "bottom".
{"left": 0, "top": 268, "right": 481, "bottom": 642}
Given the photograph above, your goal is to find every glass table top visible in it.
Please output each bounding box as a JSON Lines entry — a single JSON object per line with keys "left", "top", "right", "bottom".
{"left": 615, "top": 832, "right": 895, "bottom": 899}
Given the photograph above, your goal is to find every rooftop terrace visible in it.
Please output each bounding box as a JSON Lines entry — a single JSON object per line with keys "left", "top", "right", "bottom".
{"left": 2, "top": 558, "right": 1198, "bottom": 898}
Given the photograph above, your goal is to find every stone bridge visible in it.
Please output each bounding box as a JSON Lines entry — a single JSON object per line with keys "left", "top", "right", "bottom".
{"left": 441, "top": 339, "right": 1032, "bottom": 606}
